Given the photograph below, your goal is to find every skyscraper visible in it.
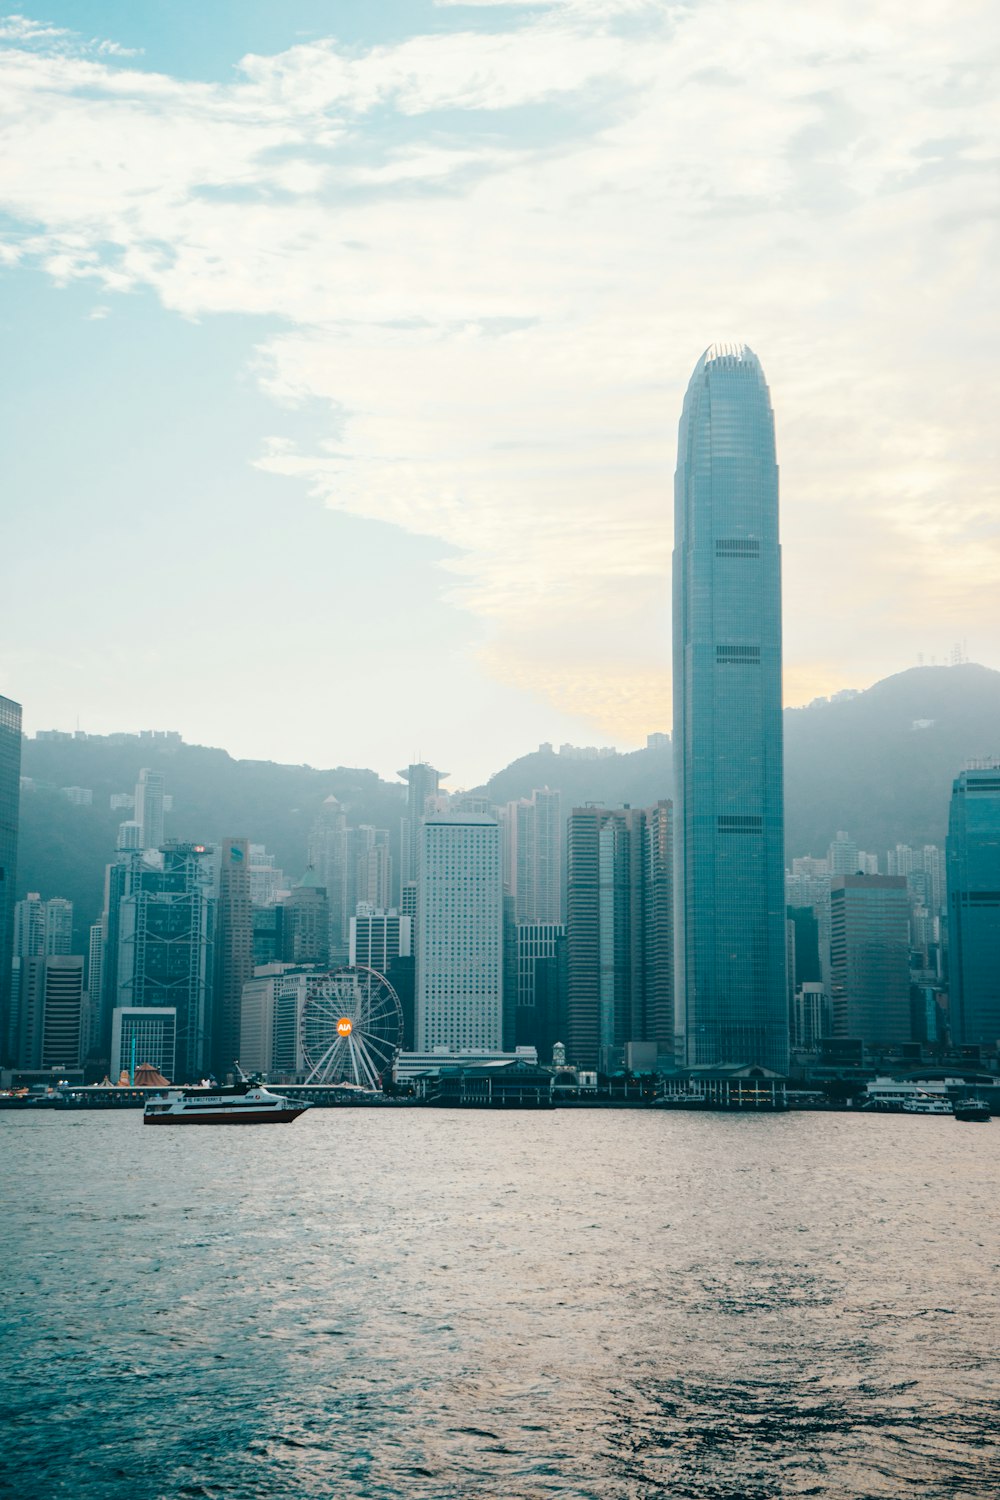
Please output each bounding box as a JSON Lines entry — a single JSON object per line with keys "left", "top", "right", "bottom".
{"left": 0, "top": 693, "right": 22, "bottom": 1064}
{"left": 134, "top": 768, "right": 165, "bottom": 850}
{"left": 672, "top": 344, "right": 787, "bottom": 1072}
{"left": 399, "top": 762, "right": 447, "bottom": 898}
{"left": 829, "top": 875, "right": 910, "bottom": 1045}
{"left": 947, "top": 766, "right": 1000, "bottom": 1048}
{"left": 213, "top": 838, "right": 253, "bottom": 1076}
{"left": 18, "top": 955, "right": 86, "bottom": 1072}
{"left": 565, "top": 802, "right": 673, "bottom": 1071}
{"left": 416, "top": 814, "right": 502, "bottom": 1051}
{"left": 116, "top": 842, "right": 216, "bottom": 1081}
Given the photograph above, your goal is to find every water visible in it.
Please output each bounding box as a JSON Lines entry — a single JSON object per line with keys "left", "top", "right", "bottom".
{"left": 2, "top": 1109, "right": 999, "bottom": 1499}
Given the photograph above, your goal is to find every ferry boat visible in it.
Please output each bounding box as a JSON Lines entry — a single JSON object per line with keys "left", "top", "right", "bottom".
{"left": 901, "top": 1095, "right": 953, "bottom": 1116}
{"left": 952, "top": 1098, "right": 991, "bottom": 1122}
{"left": 143, "top": 1074, "right": 310, "bottom": 1126}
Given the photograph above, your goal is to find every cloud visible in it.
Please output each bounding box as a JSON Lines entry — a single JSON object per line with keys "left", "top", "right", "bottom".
{"left": 0, "top": 2, "right": 997, "bottom": 740}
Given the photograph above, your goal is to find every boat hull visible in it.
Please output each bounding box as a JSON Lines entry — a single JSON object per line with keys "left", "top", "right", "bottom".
{"left": 143, "top": 1107, "right": 307, "bottom": 1125}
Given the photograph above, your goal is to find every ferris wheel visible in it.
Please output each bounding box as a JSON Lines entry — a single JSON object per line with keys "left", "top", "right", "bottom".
{"left": 301, "top": 966, "right": 403, "bottom": 1089}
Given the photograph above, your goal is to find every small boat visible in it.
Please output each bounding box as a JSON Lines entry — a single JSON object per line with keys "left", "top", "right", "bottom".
{"left": 952, "top": 1098, "right": 991, "bottom": 1122}
{"left": 902, "top": 1095, "right": 953, "bottom": 1115}
{"left": 143, "top": 1068, "right": 310, "bottom": 1126}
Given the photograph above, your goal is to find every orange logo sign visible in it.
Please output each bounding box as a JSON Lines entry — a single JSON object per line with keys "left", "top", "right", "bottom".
{"left": 337, "top": 1018, "right": 353, "bottom": 1037}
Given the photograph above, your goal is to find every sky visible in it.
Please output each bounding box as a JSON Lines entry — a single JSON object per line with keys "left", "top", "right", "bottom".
{"left": 0, "top": 1, "right": 997, "bottom": 786}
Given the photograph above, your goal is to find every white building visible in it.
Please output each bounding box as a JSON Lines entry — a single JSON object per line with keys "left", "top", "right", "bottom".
{"left": 350, "top": 907, "right": 412, "bottom": 970}
{"left": 417, "top": 814, "right": 503, "bottom": 1051}
{"left": 110, "top": 1006, "right": 177, "bottom": 1080}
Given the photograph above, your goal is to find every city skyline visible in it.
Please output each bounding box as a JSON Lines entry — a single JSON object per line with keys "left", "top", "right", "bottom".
{"left": 1, "top": 3, "right": 997, "bottom": 786}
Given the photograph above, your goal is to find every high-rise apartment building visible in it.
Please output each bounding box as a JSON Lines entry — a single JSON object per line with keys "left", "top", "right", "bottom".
{"left": 356, "top": 827, "right": 392, "bottom": 912}
{"left": 416, "top": 814, "right": 502, "bottom": 1051}
{"left": 213, "top": 838, "right": 254, "bottom": 1076}
{"left": 116, "top": 842, "right": 216, "bottom": 1081}
{"left": 829, "top": 875, "right": 910, "bottom": 1045}
{"left": 134, "top": 768, "right": 165, "bottom": 850}
{"left": 672, "top": 344, "right": 787, "bottom": 1072}
{"left": 44, "top": 898, "right": 73, "bottom": 956}
{"left": 946, "top": 767, "right": 1000, "bottom": 1048}
{"left": 0, "top": 693, "right": 22, "bottom": 1063}
{"left": 565, "top": 801, "right": 673, "bottom": 1071}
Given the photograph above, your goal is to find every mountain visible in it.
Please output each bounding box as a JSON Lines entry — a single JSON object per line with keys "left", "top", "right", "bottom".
{"left": 17, "top": 738, "right": 405, "bottom": 949}
{"left": 14, "top": 663, "right": 1000, "bottom": 947}
{"left": 783, "top": 664, "right": 1000, "bottom": 856}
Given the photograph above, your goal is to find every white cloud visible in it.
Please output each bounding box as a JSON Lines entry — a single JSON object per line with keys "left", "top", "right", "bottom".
{"left": 0, "top": 1, "right": 997, "bottom": 737}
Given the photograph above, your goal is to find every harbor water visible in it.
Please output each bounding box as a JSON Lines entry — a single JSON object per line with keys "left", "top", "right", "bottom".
{"left": 2, "top": 1109, "right": 998, "bottom": 1498}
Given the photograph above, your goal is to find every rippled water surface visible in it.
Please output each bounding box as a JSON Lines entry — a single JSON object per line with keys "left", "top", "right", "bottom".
{"left": 3, "top": 1109, "right": 999, "bottom": 1498}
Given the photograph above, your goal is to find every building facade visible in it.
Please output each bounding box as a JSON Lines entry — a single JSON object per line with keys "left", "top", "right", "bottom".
{"left": 350, "top": 907, "right": 412, "bottom": 971}
{"left": 18, "top": 954, "right": 86, "bottom": 1071}
{"left": 829, "top": 875, "right": 910, "bottom": 1045}
{"left": 214, "top": 838, "right": 254, "bottom": 1077}
{"left": 416, "top": 814, "right": 503, "bottom": 1051}
{"left": 565, "top": 801, "right": 673, "bottom": 1072}
{"left": 110, "top": 1006, "right": 177, "bottom": 1080}
{"left": 947, "top": 767, "right": 1000, "bottom": 1048}
{"left": 672, "top": 344, "right": 788, "bottom": 1072}
{"left": 116, "top": 843, "right": 216, "bottom": 1081}
{"left": 399, "top": 762, "right": 447, "bottom": 901}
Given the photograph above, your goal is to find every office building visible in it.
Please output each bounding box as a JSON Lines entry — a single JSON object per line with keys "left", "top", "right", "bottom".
{"left": 672, "top": 344, "right": 787, "bottom": 1071}
{"left": 18, "top": 955, "right": 85, "bottom": 1071}
{"left": 213, "top": 838, "right": 254, "bottom": 1076}
{"left": 399, "top": 762, "right": 447, "bottom": 899}
{"left": 565, "top": 801, "right": 673, "bottom": 1072}
{"left": 239, "top": 966, "right": 323, "bottom": 1080}
{"left": 830, "top": 875, "right": 910, "bottom": 1045}
{"left": 350, "top": 907, "right": 412, "bottom": 971}
{"left": 110, "top": 1006, "right": 177, "bottom": 1081}
{"left": 512, "top": 921, "right": 565, "bottom": 1051}
{"left": 134, "top": 768, "right": 165, "bottom": 850}
{"left": 416, "top": 814, "right": 502, "bottom": 1052}
{"left": 0, "top": 693, "right": 21, "bottom": 1063}
{"left": 280, "top": 874, "right": 330, "bottom": 968}
{"left": 792, "top": 983, "right": 831, "bottom": 1051}
{"left": 116, "top": 842, "right": 216, "bottom": 1081}
{"left": 947, "top": 767, "right": 1000, "bottom": 1048}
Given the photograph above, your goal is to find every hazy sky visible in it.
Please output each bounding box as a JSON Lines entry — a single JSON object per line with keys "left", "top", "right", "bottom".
{"left": 1, "top": 1, "right": 997, "bottom": 785}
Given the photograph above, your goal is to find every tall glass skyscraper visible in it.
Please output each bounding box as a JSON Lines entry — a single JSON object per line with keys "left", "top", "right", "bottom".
{"left": 672, "top": 345, "right": 788, "bottom": 1071}
{"left": 946, "top": 766, "right": 1000, "bottom": 1048}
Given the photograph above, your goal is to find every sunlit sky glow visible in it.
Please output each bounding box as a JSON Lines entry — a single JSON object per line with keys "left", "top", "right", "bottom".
{"left": 1, "top": 0, "right": 997, "bottom": 784}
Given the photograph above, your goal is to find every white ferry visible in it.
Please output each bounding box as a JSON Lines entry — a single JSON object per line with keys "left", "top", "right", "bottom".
{"left": 901, "top": 1095, "right": 953, "bottom": 1116}
{"left": 143, "top": 1075, "right": 310, "bottom": 1126}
